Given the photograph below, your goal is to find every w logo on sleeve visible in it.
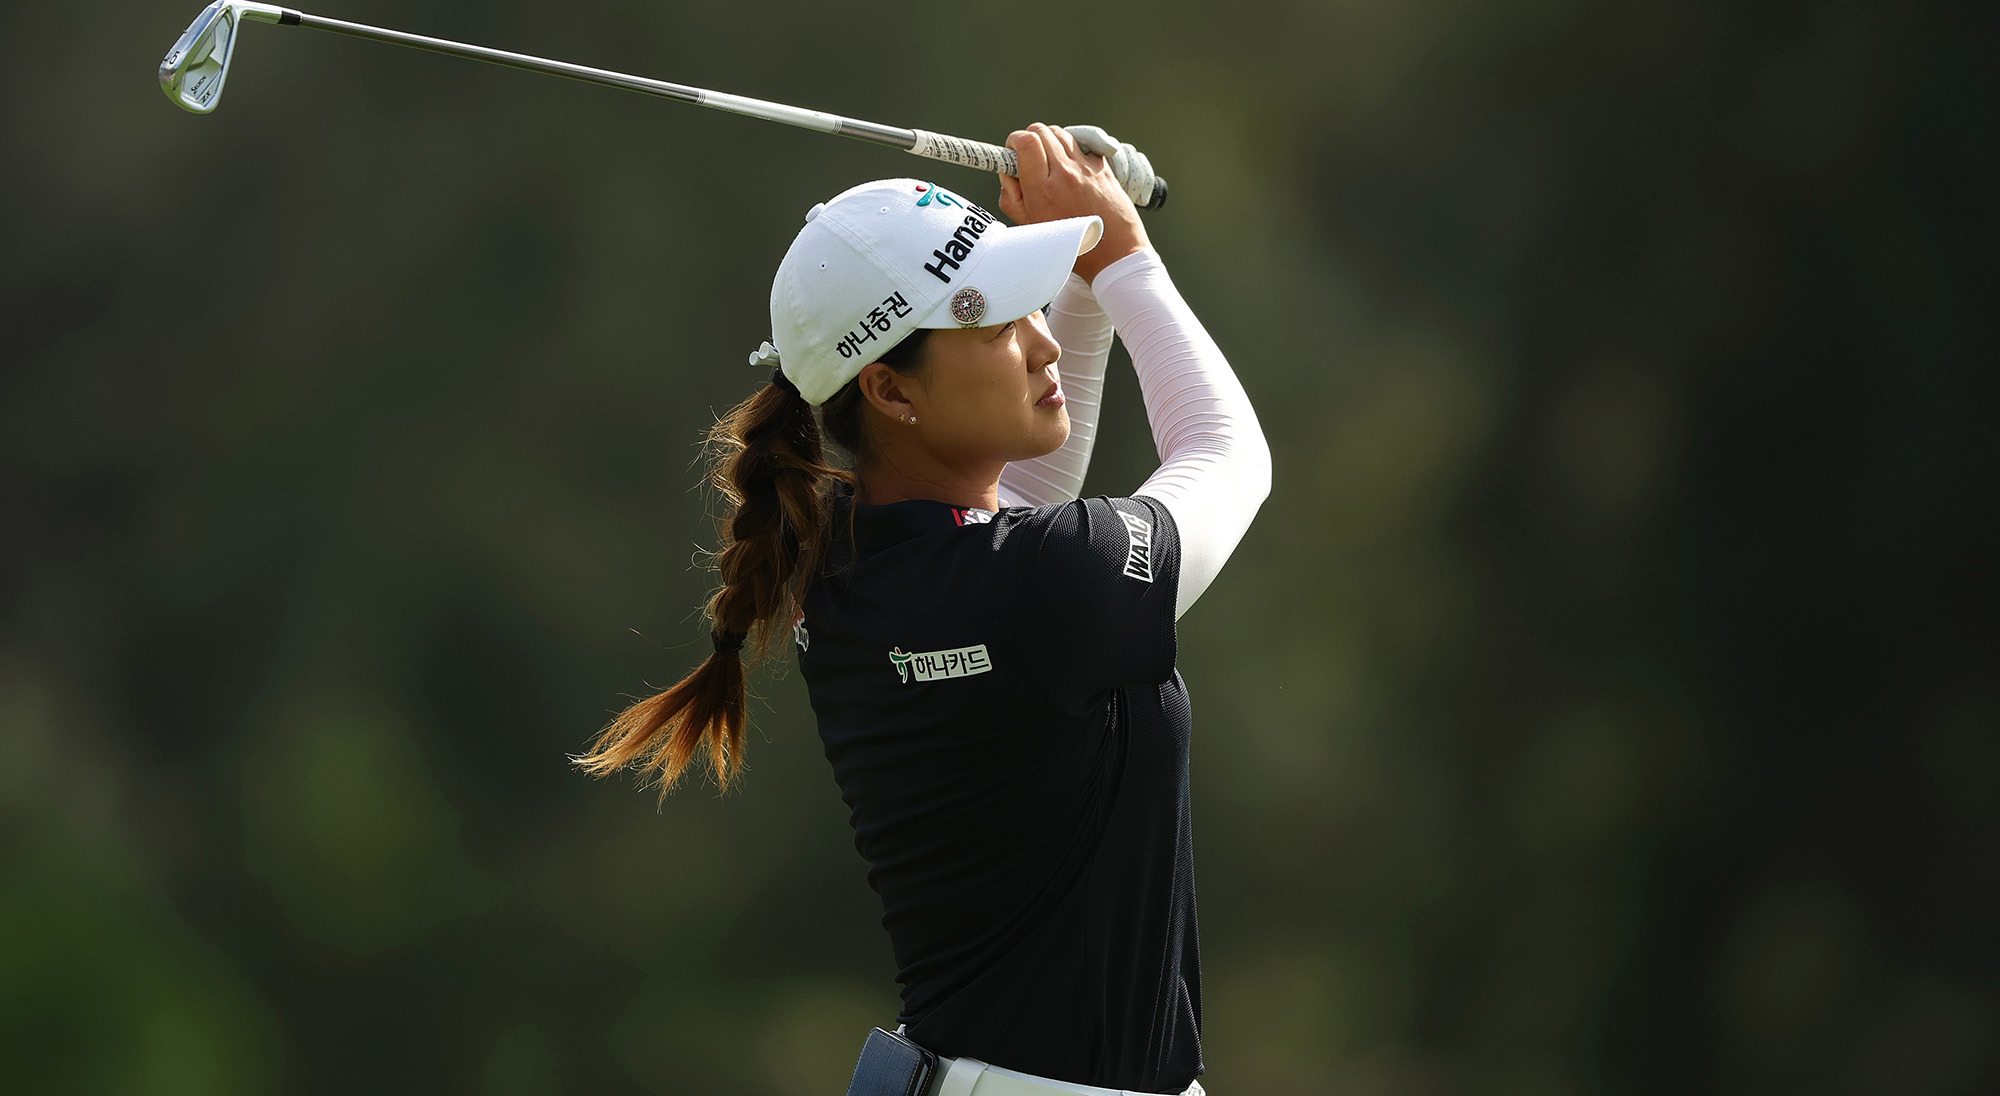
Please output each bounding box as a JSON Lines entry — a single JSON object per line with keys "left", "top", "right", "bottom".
{"left": 1117, "top": 511, "right": 1154, "bottom": 583}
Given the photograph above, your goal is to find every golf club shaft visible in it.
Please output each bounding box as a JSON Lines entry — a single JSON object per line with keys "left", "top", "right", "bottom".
{"left": 276, "top": 9, "right": 1022, "bottom": 181}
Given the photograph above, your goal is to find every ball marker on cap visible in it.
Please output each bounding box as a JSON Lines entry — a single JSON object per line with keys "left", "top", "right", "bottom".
{"left": 949, "top": 287, "right": 988, "bottom": 327}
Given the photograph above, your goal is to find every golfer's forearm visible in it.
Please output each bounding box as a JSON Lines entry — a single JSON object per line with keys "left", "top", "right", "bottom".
{"left": 1094, "top": 248, "right": 1271, "bottom": 619}
{"left": 997, "top": 273, "right": 1113, "bottom": 507}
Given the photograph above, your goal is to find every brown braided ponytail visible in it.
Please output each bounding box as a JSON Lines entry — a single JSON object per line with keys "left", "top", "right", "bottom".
{"left": 574, "top": 374, "right": 846, "bottom": 794}
{"left": 578, "top": 330, "right": 931, "bottom": 795}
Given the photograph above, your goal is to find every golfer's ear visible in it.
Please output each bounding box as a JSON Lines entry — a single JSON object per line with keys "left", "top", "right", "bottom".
{"left": 857, "top": 361, "right": 916, "bottom": 421}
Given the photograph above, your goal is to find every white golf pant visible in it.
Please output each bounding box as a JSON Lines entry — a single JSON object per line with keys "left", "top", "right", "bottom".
{"left": 929, "top": 1055, "right": 1206, "bottom": 1096}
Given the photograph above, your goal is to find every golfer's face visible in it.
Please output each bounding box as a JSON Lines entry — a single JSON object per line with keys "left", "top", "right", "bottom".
{"left": 912, "top": 309, "right": 1070, "bottom": 464}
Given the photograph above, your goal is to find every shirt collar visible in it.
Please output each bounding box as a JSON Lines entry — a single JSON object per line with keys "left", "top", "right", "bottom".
{"left": 838, "top": 486, "right": 998, "bottom": 554}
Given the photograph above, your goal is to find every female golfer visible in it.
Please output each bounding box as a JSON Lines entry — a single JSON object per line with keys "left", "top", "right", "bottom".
{"left": 579, "top": 124, "right": 1269, "bottom": 1096}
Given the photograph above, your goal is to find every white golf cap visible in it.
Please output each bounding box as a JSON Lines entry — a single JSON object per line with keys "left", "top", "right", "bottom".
{"left": 767, "top": 178, "right": 1102, "bottom": 405}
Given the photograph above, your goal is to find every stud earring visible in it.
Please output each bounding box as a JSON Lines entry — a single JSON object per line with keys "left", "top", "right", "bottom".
{"left": 908, "top": 415, "right": 918, "bottom": 425}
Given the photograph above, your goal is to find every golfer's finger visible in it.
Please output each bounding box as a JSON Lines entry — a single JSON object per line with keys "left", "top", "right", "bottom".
{"left": 1049, "top": 123, "right": 1085, "bottom": 163}
{"left": 1027, "top": 123, "right": 1069, "bottom": 176}
{"left": 1062, "top": 126, "right": 1120, "bottom": 188}
{"left": 1008, "top": 128, "right": 1049, "bottom": 181}
{"left": 1066, "top": 124, "right": 1116, "bottom": 157}
{"left": 998, "top": 171, "right": 1024, "bottom": 213}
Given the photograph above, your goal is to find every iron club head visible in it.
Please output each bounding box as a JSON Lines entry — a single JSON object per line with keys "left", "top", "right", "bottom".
{"left": 160, "top": 2, "right": 290, "bottom": 113}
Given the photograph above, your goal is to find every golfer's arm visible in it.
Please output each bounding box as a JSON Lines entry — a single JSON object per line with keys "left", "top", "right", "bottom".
{"left": 997, "top": 274, "right": 1113, "bottom": 508}
{"left": 1093, "top": 248, "right": 1271, "bottom": 621}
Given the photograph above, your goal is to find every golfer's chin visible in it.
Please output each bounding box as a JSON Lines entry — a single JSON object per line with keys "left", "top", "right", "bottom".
{"left": 1022, "top": 410, "right": 1071, "bottom": 461}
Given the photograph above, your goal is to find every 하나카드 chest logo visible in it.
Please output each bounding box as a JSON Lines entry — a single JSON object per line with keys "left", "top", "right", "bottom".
{"left": 889, "top": 644, "right": 993, "bottom": 684}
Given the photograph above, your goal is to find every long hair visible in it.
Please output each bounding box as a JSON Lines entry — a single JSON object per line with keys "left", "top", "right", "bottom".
{"left": 575, "top": 330, "right": 931, "bottom": 794}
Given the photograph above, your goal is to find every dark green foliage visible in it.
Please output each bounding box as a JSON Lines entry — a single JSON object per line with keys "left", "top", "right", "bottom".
{"left": 2, "top": 0, "right": 1994, "bottom": 1093}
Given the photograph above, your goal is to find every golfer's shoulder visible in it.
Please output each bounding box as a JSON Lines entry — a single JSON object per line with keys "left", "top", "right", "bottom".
{"left": 997, "top": 495, "right": 1175, "bottom": 589}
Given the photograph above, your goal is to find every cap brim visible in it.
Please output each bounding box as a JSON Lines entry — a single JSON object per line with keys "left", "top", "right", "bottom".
{"left": 915, "top": 215, "right": 1103, "bottom": 329}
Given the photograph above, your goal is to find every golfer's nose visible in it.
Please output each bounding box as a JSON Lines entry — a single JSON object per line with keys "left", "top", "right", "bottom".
{"left": 1026, "top": 315, "right": 1061, "bottom": 369}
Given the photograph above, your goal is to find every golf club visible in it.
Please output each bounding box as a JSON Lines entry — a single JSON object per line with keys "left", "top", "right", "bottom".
{"left": 159, "top": 1, "right": 1169, "bottom": 210}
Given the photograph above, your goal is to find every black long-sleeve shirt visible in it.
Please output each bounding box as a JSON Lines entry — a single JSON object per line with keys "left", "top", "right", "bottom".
{"left": 798, "top": 486, "right": 1200, "bottom": 1093}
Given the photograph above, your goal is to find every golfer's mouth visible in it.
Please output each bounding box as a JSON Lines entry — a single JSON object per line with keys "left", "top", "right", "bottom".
{"left": 1036, "top": 382, "right": 1064, "bottom": 408}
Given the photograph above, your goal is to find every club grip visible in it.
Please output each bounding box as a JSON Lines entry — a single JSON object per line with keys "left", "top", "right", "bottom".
{"left": 908, "top": 130, "right": 1170, "bottom": 211}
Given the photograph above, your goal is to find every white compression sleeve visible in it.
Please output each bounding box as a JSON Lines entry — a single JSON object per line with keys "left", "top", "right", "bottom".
{"left": 1091, "top": 248, "right": 1272, "bottom": 620}
{"left": 996, "top": 273, "right": 1115, "bottom": 507}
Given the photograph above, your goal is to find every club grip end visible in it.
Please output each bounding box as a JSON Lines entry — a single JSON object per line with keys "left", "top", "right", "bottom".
{"left": 1144, "top": 177, "right": 1168, "bottom": 211}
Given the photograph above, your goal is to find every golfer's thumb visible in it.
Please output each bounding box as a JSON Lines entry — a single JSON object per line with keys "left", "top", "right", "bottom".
{"left": 1065, "top": 124, "right": 1156, "bottom": 208}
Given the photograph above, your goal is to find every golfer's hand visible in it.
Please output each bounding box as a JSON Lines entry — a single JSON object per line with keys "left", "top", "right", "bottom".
{"left": 999, "top": 123, "right": 1149, "bottom": 284}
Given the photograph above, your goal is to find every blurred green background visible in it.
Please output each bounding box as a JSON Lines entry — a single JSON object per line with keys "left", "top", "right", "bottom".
{"left": 3, "top": 0, "right": 1995, "bottom": 1092}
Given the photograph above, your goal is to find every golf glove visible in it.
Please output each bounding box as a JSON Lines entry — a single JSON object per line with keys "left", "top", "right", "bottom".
{"left": 1066, "top": 125, "right": 1157, "bottom": 208}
